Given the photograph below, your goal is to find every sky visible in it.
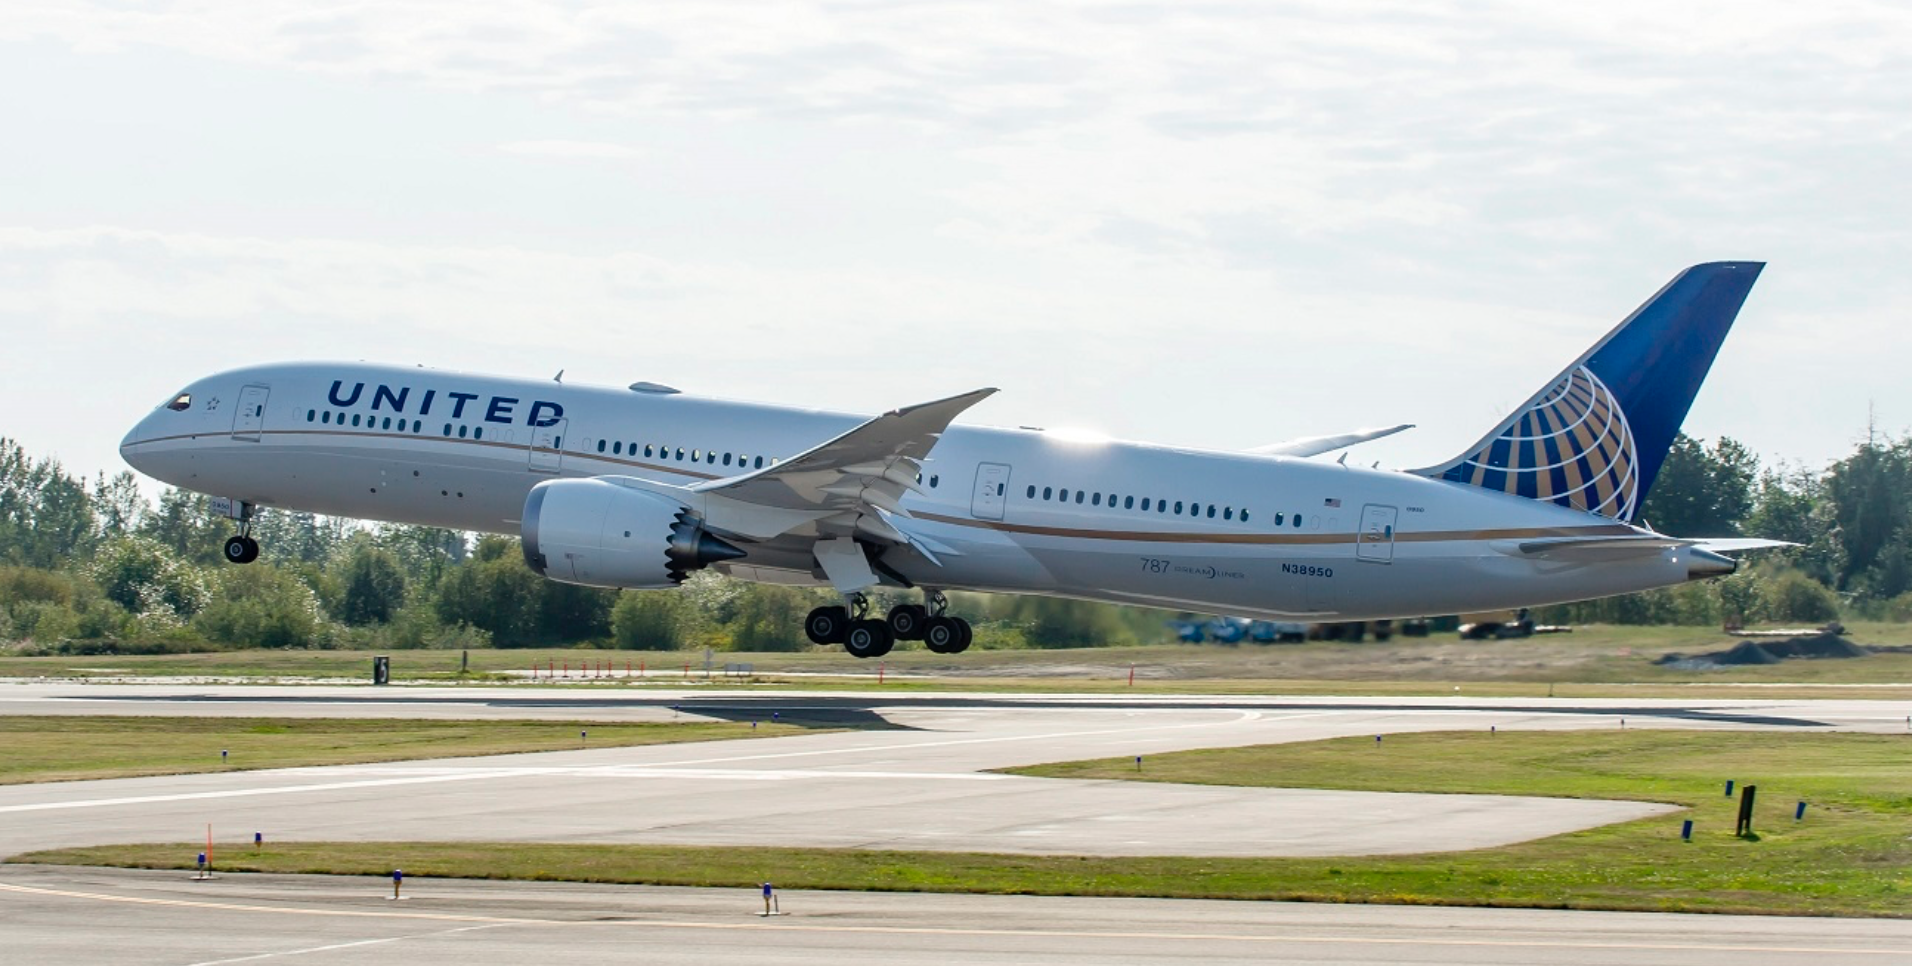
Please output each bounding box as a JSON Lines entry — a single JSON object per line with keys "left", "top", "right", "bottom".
{"left": 3, "top": 1, "right": 1910, "bottom": 491}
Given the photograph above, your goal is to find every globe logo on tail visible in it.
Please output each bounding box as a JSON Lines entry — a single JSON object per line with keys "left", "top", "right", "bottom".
{"left": 1439, "top": 366, "right": 1640, "bottom": 522}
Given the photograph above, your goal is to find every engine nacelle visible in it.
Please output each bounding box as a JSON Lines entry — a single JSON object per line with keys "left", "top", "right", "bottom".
{"left": 521, "top": 478, "right": 744, "bottom": 589}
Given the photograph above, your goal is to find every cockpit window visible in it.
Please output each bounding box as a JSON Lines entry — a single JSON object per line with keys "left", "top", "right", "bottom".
{"left": 164, "top": 393, "right": 192, "bottom": 412}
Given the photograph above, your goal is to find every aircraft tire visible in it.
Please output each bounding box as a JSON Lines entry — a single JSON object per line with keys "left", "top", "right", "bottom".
{"left": 887, "top": 604, "right": 929, "bottom": 640}
{"left": 923, "top": 616, "right": 962, "bottom": 653}
{"left": 805, "top": 606, "right": 850, "bottom": 645}
{"left": 953, "top": 617, "right": 973, "bottom": 652}
{"left": 844, "top": 619, "right": 893, "bottom": 659}
{"left": 224, "top": 536, "right": 258, "bottom": 565}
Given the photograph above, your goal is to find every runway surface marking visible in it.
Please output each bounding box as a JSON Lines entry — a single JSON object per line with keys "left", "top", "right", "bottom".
{"left": 0, "top": 710, "right": 1289, "bottom": 815}
{"left": 183, "top": 924, "right": 514, "bottom": 966}
{"left": 4, "top": 879, "right": 1907, "bottom": 957}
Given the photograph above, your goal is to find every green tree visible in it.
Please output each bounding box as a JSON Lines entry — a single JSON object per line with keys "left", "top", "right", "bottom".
{"left": 91, "top": 471, "right": 148, "bottom": 539}
{"left": 335, "top": 545, "right": 408, "bottom": 626}
{"left": 726, "top": 584, "right": 814, "bottom": 651}
{"left": 87, "top": 536, "right": 210, "bottom": 622}
{"left": 374, "top": 524, "right": 468, "bottom": 588}
{"left": 1824, "top": 438, "right": 1911, "bottom": 592}
{"left": 538, "top": 580, "right": 617, "bottom": 643}
{"left": 193, "top": 564, "right": 324, "bottom": 648}
{"left": 138, "top": 488, "right": 234, "bottom": 566}
{"left": 610, "top": 590, "right": 689, "bottom": 650}
{"left": 0, "top": 440, "right": 97, "bottom": 566}
{"left": 1637, "top": 435, "right": 1758, "bottom": 537}
{"left": 434, "top": 552, "right": 545, "bottom": 646}
{"left": 1011, "top": 596, "right": 1132, "bottom": 647}
{"left": 252, "top": 510, "right": 355, "bottom": 565}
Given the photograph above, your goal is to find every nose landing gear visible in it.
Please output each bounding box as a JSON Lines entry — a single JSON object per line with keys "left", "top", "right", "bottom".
{"left": 221, "top": 502, "right": 260, "bottom": 564}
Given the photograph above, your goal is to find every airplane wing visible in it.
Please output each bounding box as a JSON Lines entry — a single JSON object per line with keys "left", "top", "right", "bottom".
{"left": 1249, "top": 424, "right": 1413, "bottom": 458}
{"left": 695, "top": 388, "right": 995, "bottom": 511}
{"left": 684, "top": 388, "right": 995, "bottom": 586}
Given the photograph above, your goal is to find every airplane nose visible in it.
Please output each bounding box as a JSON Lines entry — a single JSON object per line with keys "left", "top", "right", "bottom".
{"left": 120, "top": 416, "right": 153, "bottom": 470}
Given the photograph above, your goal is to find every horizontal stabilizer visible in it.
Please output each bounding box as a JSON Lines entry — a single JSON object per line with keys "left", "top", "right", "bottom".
{"left": 1690, "top": 537, "right": 1798, "bottom": 554}
{"left": 1513, "top": 534, "right": 1796, "bottom": 558}
{"left": 1250, "top": 424, "right": 1414, "bottom": 458}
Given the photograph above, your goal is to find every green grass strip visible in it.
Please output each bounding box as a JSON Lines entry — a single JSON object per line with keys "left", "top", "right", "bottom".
{"left": 0, "top": 716, "right": 817, "bottom": 784}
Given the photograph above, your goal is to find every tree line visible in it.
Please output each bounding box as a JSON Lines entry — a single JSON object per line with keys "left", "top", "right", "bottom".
{"left": 0, "top": 431, "right": 1906, "bottom": 655}
{"left": 0, "top": 438, "right": 1173, "bottom": 654}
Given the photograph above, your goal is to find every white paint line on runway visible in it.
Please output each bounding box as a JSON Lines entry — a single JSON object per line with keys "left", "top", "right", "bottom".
{"left": 183, "top": 923, "right": 512, "bottom": 966}
{"left": 0, "top": 770, "right": 529, "bottom": 815}
{"left": 276, "top": 766, "right": 1009, "bottom": 781}
{"left": 3, "top": 880, "right": 1908, "bottom": 958}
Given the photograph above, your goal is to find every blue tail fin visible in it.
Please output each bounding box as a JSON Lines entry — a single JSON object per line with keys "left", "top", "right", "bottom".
{"left": 1417, "top": 262, "right": 1763, "bottom": 522}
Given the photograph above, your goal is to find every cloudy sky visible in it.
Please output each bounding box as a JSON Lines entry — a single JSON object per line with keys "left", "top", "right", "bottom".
{"left": 4, "top": 1, "right": 1909, "bottom": 489}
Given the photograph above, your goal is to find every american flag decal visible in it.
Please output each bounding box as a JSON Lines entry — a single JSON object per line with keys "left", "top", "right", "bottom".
{"left": 1323, "top": 498, "right": 1341, "bottom": 508}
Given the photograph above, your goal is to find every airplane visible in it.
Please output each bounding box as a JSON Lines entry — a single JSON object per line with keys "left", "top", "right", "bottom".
{"left": 121, "top": 262, "right": 1782, "bottom": 658}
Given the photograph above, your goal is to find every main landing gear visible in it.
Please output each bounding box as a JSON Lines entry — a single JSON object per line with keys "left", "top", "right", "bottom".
{"left": 804, "top": 591, "right": 972, "bottom": 658}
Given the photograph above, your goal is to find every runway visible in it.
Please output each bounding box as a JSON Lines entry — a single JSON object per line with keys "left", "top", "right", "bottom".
{"left": 5, "top": 865, "right": 1910, "bottom": 966}
{"left": 3, "top": 683, "right": 1891, "bottom": 859}
{"left": 2, "top": 683, "right": 1908, "bottom": 963}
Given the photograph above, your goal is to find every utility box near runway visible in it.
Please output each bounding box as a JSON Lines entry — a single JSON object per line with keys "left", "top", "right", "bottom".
{"left": 373, "top": 655, "right": 391, "bottom": 686}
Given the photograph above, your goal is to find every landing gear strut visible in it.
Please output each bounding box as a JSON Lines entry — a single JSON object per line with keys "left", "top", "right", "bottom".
{"left": 222, "top": 506, "right": 259, "bottom": 565}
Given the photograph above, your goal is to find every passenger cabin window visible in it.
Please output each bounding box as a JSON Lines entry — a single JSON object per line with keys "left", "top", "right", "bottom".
{"left": 165, "top": 393, "right": 192, "bottom": 412}
{"left": 1124, "top": 496, "right": 1134, "bottom": 510}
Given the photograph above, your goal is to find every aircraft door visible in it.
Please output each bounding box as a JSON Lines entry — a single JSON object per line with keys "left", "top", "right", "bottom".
{"left": 529, "top": 419, "right": 567, "bottom": 474}
{"left": 971, "top": 462, "right": 1011, "bottom": 521}
{"left": 1356, "top": 504, "right": 1398, "bottom": 563}
{"left": 232, "top": 385, "right": 270, "bottom": 442}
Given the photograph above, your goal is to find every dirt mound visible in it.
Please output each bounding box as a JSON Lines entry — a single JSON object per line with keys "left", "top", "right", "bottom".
{"left": 1657, "top": 634, "right": 1870, "bottom": 669}
{"left": 1759, "top": 633, "right": 1870, "bottom": 659}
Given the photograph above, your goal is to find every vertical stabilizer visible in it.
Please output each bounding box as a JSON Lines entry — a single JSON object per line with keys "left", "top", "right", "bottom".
{"left": 1416, "top": 262, "right": 1763, "bottom": 522}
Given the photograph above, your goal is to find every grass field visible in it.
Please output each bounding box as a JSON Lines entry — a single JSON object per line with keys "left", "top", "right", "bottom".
{"left": 3, "top": 623, "right": 1911, "bottom": 699}
{"left": 17, "top": 731, "right": 1912, "bottom": 916}
{"left": 0, "top": 716, "right": 817, "bottom": 784}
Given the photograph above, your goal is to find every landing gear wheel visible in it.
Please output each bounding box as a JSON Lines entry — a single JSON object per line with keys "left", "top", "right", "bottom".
{"left": 223, "top": 536, "right": 259, "bottom": 565}
{"left": 843, "top": 619, "right": 894, "bottom": 659}
{"left": 954, "top": 617, "right": 973, "bottom": 651}
{"left": 923, "top": 616, "right": 965, "bottom": 654}
{"left": 887, "top": 604, "right": 928, "bottom": 641}
{"left": 805, "top": 606, "right": 850, "bottom": 645}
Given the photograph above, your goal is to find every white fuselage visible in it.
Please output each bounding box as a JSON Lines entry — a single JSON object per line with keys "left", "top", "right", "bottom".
{"left": 121, "top": 362, "right": 1712, "bottom": 619}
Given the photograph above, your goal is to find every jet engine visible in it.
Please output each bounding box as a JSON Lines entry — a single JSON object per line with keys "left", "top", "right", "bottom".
{"left": 521, "top": 478, "right": 744, "bottom": 589}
